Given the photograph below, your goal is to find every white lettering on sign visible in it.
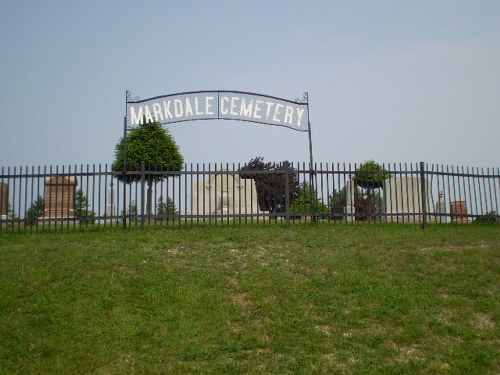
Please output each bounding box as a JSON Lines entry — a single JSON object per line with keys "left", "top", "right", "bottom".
{"left": 185, "top": 98, "right": 194, "bottom": 116}
{"left": 174, "top": 99, "right": 183, "bottom": 117}
{"left": 194, "top": 97, "right": 203, "bottom": 115}
{"left": 265, "top": 102, "right": 273, "bottom": 119}
{"left": 284, "top": 105, "right": 293, "bottom": 125}
{"left": 144, "top": 106, "right": 154, "bottom": 123}
{"left": 220, "top": 96, "right": 229, "bottom": 115}
{"left": 273, "top": 103, "right": 283, "bottom": 123}
{"left": 163, "top": 100, "right": 173, "bottom": 119}
{"left": 253, "top": 100, "right": 263, "bottom": 119}
{"left": 296, "top": 107, "right": 305, "bottom": 125}
{"left": 240, "top": 98, "right": 253, "bottom": 117}
{"left": 205, "top": 96, "right": 214, "bottom": 115}
{"left": 230, "top": 97, "right": 239, "bottom": 116}
{"left": 130, "top": 106, "right": 143, "bottom": 125}
{"left": 127, "top": 92, "right": 308, "bottom": 131}
{"left": 153, "top": 103, "right": 163, "bottom": 122}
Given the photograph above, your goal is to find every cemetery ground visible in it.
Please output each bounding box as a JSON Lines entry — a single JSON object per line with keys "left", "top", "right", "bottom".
{"left": 0, "top": 224, "right": 498, "bottom": 374}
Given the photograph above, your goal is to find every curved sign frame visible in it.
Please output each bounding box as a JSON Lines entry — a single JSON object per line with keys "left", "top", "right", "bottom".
{"left": 126, "top": 90, "right": 309, "bottom": 132}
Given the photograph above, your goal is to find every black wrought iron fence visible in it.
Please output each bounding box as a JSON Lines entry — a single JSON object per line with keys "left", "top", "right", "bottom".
{"left": 1, "top": 162, "right": 498, "bottom": 232}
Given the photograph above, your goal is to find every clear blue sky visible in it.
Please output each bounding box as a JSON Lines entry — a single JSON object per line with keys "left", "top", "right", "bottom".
{"left": 1, "top": 0, "right": 499, "bottom": 168}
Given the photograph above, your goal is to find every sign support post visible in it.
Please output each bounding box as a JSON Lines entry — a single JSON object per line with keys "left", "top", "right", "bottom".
{"left": 122, "top": 91, "right": 129, "bottom": 228}
{"left": 305, "top": 92, "right": 316, "bottom": 221}
{"left": 122, "top": 115, "right": 127, "bottom": 228}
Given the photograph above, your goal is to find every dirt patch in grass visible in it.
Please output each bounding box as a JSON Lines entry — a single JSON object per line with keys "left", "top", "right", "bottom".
{"left": 393, "top": 344, "right": 425, "bottom": 364}
{"left": 227, "top": 275, "right": 239, "bottom": 287}
{"left": 471, "top": 313, "right": 495, "bottom": 331}
{"left": 420, "top": 242, "right": 490, "bottom": 252}
{"left": 232, "top": 291, "right": 251, "bottom": 308}
{"left": 120, "top": 265, "right": 140, "bottom": 278}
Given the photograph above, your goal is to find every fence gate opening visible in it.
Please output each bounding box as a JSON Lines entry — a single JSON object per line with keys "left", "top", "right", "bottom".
{"left": 122, "top": 90, "right": 315, "bottom": 227}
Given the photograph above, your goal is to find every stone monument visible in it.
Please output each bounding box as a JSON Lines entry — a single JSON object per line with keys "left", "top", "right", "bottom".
{"left": 384, "top": 176, "right": 430, "bottom": 223}
{"left": 344, "top": 176, "right": 355, "bottom": 222}
{"left": 43, "top": 176, "right": 78, "bottom": 219}
{"left": 0, "top": 182, "right": 8, "bottom": 220}
{"left": 434, "top": 191, "right": 447, "bottom": 223}
{"left": 105, "top": 183, "right": 116, "bottom": 220}
{"left": 450, "top": 200, "right": 468, "bottom": 223}
{"left": 192, "top": 173, "right": 264, "bottom": 216}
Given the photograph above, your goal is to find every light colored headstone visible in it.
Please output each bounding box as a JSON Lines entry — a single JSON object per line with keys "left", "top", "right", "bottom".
{"left": 344, "top": 177, "right": 355, "bottom": 222}
{"left": 43, "top": 176, "right": 78, "bottom": 219}
{"left": 384, "top": 176, "right": 431, "bottom": 223}
{"left": 191, "top": 173, "right": 264, "bottom": 216}
{"left": 434, "top": 191, "right": 447, "bottom": 223}
{"left": 106, "top": 184, "right": 115, "bottom": 219}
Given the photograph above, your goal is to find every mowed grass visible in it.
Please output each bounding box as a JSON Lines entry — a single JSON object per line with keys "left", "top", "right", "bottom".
{"left": 0, "top": 224, "right": 499, "bottom": 374}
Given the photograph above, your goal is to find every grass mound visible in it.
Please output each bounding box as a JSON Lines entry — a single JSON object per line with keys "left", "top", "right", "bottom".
{"left": 1, "top": 224, "right": 499, "bottom": 374}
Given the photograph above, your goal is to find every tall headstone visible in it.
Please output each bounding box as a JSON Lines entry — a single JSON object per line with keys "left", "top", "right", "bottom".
{"left": 434, "top": 191, "right": 447, "bottom": 223}
{"left": 344, "top": 177, "right": 355, "bottom": 222}
{"left": 0, "top": 182, "right": 8, "bottom": 220}
{"left": 43, "top": 176, "right": 78, "bottom": 219}
{"left": 106, "top": 183, "right": 115, "bottom": 220}
{"left": 192, "top": 173, "right": 264, "bottom": 216}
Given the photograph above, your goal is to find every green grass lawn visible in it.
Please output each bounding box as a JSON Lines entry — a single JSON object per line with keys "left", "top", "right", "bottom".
{"left": 1, "top": 224, "right": 499, "bottom": 374}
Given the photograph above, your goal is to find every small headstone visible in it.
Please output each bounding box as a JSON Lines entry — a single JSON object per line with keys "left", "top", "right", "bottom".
{"left": 43, "top": 176, "right": 78, "bottom": 219}
{"left": 450, "top": 200, "right": 468, "bottom": 223}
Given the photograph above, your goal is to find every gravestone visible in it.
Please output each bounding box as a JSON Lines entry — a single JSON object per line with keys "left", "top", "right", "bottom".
{"left": 0, "top": 182, "right": 8, "bottom": 220}
{"left": 106, "top": 184, "right": 116, "bottom": 220}
{"left": 192, "top": 173, "right": 264, "bottom": 216}
{"left": 43, "top": 176, "right": 78, "bottom": 219}
{"left": 384, "top": 176, "right": 430, "bottom": 223}
{"left": 450, "top": 200, "right": 468, "bottom": 223}
{"left": 434, "top": 191, "right": 447, "bottom": 223}
{"left": 344, "top": 177, "right": 355, "bottom": 222}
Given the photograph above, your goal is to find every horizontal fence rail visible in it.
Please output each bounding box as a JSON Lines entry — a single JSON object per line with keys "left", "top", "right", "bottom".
{"left": 0, "top": 162, "right": 499, "bottom": 232}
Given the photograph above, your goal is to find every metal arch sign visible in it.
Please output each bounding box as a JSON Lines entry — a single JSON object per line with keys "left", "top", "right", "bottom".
{"left": 126, "top": 91, "right": 309, "bottom": 132}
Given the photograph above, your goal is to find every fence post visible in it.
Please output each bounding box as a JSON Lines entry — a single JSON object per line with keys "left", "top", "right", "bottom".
{"left": 420, "top": 161, "right": 428, "bottom": 229}
{"left": 122, "top": 168, "right": 127, "bottom": 229}
{"left": 284, "top": 161, "right": 290, "bottom": 229}
{"left": 140, "top": 161, "right": 145, "bottom": 230}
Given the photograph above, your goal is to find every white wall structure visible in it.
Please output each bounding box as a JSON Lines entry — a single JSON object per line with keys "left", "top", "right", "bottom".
{"left": 383, "top": 176, "right": 434, "bottom": 223}
{"left": 191, "top": 173, "right": 264, "bottom": 217}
